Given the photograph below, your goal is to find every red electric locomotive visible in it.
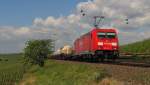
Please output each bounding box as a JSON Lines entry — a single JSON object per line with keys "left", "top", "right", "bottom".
{"left": 74, "top": 28, "right": 119, "bottom": 61}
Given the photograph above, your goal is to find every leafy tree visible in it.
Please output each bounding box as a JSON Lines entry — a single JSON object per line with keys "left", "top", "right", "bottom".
{"left": 24, "top": 39, "right": 53, "bottom": 67}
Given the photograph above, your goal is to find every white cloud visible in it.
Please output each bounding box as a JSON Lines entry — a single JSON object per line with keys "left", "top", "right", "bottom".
{"left": 33, "top": 18, "right": 44, "bottom": 26}
{"left": 0, "top": 0, "right": 150, "bottom": 53}
{"left": 134, "top": 13, "right": 150, "bottom": 26}
{"left": 14, "top": 27, "right": 30, "bottom": 35}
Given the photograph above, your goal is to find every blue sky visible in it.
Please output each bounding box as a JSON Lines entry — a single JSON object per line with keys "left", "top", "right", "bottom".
{"left": 0, "top": 0, "right": 86, "bottom": 26}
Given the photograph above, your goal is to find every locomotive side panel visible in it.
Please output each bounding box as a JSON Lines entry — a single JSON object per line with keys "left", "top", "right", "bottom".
{"left": 74, "top": 32, "right": 92, "bottom": 55}
{"left": 74, "top": 39, "right": 80, "bottom": 54}
{"left": 81, "top": 33, "right": 91, "bottom": 54}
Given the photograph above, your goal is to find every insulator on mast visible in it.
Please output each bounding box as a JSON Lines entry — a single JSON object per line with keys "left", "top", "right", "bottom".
{"left": 93, "top": 16, "right": 105, "bottom": 28}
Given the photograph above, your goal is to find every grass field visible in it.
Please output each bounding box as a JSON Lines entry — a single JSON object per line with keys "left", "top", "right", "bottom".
{"left": 120, "top": 39, "right": 150, "bottom": 53}
{"left": 20, "top": 60, "right": 108, "bottom": 85}
{"left": 20, "top": 59, "right": 150, "bottom": 85}
{"left": 0, "top": 54, "right": 25, "bottom": 85}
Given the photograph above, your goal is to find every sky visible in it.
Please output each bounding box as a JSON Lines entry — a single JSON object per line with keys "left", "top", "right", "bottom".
{"left": 0, "top": 0, "right": 86, "bottom": 26}
{"left": 0, "top": 0, "right": 150, "bottom": 53}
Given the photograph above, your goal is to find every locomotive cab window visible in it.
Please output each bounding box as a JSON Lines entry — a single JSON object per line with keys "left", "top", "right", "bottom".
{"left": 97, "top": 32, "right": 116, "bottom": 38}
{"left": 106, "top": 32, "right": 116, "bottom": 38}
{"left": 97, "top": 32, "right": 106, "bottom": 38}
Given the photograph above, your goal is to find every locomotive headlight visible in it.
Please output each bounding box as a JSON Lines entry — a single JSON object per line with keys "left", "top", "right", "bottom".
{"left": 112, "top": 42, "right": 117, "bottom": 46}
{"left": 98, "top": 42, "right": 103, "bottom": 46}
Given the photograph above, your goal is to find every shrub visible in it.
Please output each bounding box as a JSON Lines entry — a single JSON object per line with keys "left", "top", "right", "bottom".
{"left": 24, "top": 39, "right": 53, "bottom": 67}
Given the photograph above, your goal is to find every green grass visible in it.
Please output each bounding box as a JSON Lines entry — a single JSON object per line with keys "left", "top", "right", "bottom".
{"left": 0, "top": 54, "right": 25, "bottom": 85}
{"left": 120, "top": 39, "right": 150, "bottom": 53}
{"left": 24, "top": 60, "right": 108, "bottom": 85}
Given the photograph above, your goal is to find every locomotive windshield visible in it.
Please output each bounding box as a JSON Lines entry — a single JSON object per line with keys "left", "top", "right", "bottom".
{"left": 106, "top": 32, "right": 116, "bottom": 38}
{"left": 97, "top": 32, "right": 116, "bottom": 38}
{"left": 97, "top": 32, "right": 106, "bottom": 38}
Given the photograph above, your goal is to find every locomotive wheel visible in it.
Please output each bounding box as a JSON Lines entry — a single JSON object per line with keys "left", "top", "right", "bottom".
{"left": 111, "top": 55, "right": 118, "bottom": 62}
{"left": 100, "top": 58, "right": 105, "bottom": 62}
{"left": 96, "top": 55, "right": 105, "bottom": 62}
{"left": 79, "top": 56, "right": 82, "bottom": 61}
{"left": 93, "top": 55, "right": 99, "bottom": 62}
{"left": 112, "top": 57, "right": 116, "bottom": 62}
{"left": 91, "top": 56, "right": 96, "bottom": 62}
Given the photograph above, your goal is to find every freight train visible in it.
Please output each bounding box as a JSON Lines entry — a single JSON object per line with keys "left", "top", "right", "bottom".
{"left": 52, "top": 28, "right": 119, "bottom": 62}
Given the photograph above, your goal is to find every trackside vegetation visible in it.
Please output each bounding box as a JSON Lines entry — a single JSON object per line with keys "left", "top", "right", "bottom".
{"left": 20, "top": 60, "right": 108, "bottom": 85}
{"left": 120, "top": 39, "right": 150, "bottom": 53}
{"left": 0, "top": 54, "right": 25, "bottom": 85}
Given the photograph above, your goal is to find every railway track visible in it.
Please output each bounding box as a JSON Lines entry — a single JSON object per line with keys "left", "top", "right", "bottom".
{"left": 50, "top": 53, "right": 150, "bottom": 68}
{"left": 120, "top": 53, "right": 150, "bottom": 57}
{"left": 100, "top": 60, "right": 150, "bottom": 68}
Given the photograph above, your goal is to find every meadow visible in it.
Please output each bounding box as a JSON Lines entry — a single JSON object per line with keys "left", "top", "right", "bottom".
{"left": 0, "top": 54, "right": 25, "bottom": 85}
{"left": 20, "top": 60, "right": 108, "bottom": 85}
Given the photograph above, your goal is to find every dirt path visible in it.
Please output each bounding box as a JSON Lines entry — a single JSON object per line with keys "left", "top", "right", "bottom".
{"left": 19, "top": 73, "right": 36, "bottom": 85}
